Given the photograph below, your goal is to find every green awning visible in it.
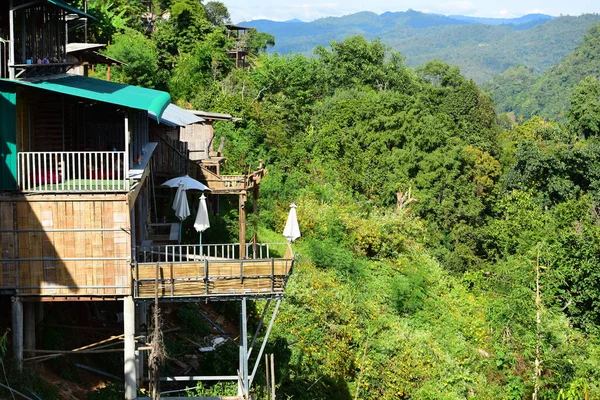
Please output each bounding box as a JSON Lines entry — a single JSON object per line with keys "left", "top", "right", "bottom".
{"left": 2, "top": 75, "right": 171, "bottom": 120}
{"left": 47, "top": 0, "right": 96, "bottom": 20}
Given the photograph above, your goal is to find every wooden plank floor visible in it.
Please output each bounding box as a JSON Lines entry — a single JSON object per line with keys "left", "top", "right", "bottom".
{"left": 135, "top": 259, "right": 294, "bottom": 299}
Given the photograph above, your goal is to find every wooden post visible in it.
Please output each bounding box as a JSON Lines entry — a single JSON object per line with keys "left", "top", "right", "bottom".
{"left": 265, "top": 354, "right": 270, "bottom": 400}
{"left": 239, "top": 191, "right": 247, "bottom": 259}
{"left": 11, "top": 297, "right": 23, "bottom": 371}
{"left": 252, "top": 185, "right": 259, "bottom": 258}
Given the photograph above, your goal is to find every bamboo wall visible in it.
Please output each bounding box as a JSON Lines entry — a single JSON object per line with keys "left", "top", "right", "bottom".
{"left": 180, "top": 124, "right": 213, "bottom": 161}
{"left": 0, "top": 194, "right": 131, "bottom": 296}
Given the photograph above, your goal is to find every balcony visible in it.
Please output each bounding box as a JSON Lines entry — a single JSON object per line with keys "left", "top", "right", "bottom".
{"left": 17, "top": 151, "right": 130, "bottom": 192}
{"left": 134, "top": 243, "right": 295, "bottom": 300}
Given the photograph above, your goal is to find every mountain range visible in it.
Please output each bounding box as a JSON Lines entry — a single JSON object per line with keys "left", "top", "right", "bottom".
{"left": 241, "top": 10, "right": 600, "bottom": 83}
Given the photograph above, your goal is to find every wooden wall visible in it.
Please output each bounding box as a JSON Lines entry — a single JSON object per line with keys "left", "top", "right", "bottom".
{"left": 0, "top": 194, "right": 131, "bottom": 297}
{"left": 180, "top": 124, "right": 213, "bottom": 161}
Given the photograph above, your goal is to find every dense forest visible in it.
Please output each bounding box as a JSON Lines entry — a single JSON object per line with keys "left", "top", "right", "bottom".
{"left": 243, "top": 11, "right": 600, "bottom": 84}
{"left": 486, "top": 24, "right": 600, "bottom": 120}
{"left": 2, "top": 0, "right": 600, "bottom": 399}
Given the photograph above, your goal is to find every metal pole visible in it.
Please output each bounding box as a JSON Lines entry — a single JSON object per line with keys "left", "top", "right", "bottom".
{"left": 241, "top": 297, "right": 249, "bottom": 398}
{"left": 249, "top": 298, "right": 282, "bottom": 387}
{"left": 271, "top": 353, "right": 276, "bottom": 400}
{"left": 248, "top": 299, "right": 272, "bottom": 358}
{"left": 9, "top": 0, "right": 14, "bottom": 79}
{"left": 124, "top": 296, "right": 137, "bottom": 400}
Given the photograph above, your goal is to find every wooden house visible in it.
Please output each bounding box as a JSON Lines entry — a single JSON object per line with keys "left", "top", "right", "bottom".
{"left": 0, "top": 2, "right": 295, "bottom": 399}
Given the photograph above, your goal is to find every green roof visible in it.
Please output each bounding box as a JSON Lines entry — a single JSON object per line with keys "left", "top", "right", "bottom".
{"left": 47, "top": 0, "right": 96, "bottom": 20}
{"left": 2, "top": 75, "right": 171, "bottom": 120}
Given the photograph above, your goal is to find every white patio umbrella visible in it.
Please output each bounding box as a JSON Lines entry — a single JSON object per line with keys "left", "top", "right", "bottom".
{"left": 161, "top": 175, "right": 211, "bottom": 192}
{"left": 283, "top": 203, "right": 301, "bottom": 242}
{"left": 162, "top": 175, "right": 210, "bottom": 244}
{"left": 194, "top": 194, "right": 211, "bottom": 252}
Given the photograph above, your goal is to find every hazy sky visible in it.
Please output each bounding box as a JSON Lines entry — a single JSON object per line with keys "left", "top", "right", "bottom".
{"left": 228, "top": 0, "right": 598, "bottom": 23}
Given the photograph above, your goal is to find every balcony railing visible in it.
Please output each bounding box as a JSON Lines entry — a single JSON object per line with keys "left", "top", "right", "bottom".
{"left": 18, "top": 151, "right": 129, "bottom": 192}
{"left": 138, "top": 243, "right": 278, "bottom": 263}
{"left": 134, "top": 243, "right": 295, "bottom": 299}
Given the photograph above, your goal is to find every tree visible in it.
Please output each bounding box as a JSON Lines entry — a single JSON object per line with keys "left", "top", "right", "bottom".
{"left": 102, "top": 29, "right": 164, "bottom": 88}
{"left": 204, "top": 1, "right": 231, "bottom": 26}
{"left": 245, "top": 29, "right": 275, "bottom": 53}
{"left": 568, "top": 75, "right": 600, "bottom": 138}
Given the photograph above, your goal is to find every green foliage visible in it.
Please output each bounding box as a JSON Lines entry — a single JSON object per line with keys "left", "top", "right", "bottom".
{"left": 168, "top": 31, "right": 233, "bottom": 99}
{"left": 102, "top": 29, "right": 165, "bottom": 88}
{"left": 27, "top": 4, "right": 600, "bottom": 396}
{"left": 246, "top": 13, "right": 600, "bottom": 83}
{"left": 568, "top": 75, "right": 600, "bottom": 138}
{"left": 187, "top": 381, "right": 238, "bottom": 397}
{"left": 204, "top": 1, "right": 231, "bottom": 26}
{"left": 489, "top": 23, "right": 600, "bottom": 120}
{"left": 390, "top": 264, "right": 429, "bottom": 314}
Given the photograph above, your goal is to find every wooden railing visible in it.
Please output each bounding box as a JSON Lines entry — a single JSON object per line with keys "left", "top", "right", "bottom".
{"left": 18, "top": 151, "right": 129, "bottom": 192}
{"left": 138, "top": 243, "right": 277, "bottom": 263}
{"left": 134, "top": 257, "right": 294, "bottom": 299}
{"left": 134, "top": 242, "right": 294, "bottom": 298}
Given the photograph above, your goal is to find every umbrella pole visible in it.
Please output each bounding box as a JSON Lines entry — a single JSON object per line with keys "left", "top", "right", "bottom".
{"left": 179, "top": 222, "right": 182, "bottom": 244}
{"left": 199, "top": 232, "right": 203, "bottom": 255}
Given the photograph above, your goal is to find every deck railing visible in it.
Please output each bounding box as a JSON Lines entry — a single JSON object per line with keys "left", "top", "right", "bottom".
{"left": 138, "top": 243, "right": 278, "bottom": 263}
{"left": 18, "top": 151, "right": 129, "bottom": 192}
{"left": 134, "top": 242, "right": 295, "bottom": 299}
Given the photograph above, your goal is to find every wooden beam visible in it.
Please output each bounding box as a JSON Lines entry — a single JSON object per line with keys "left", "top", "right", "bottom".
{"left": 239, "top": 191, "right": 247, "bottom": 259}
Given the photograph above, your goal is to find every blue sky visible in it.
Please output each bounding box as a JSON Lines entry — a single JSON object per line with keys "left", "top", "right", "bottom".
{"left": 228, "top": 0, "right": 598, "bottom": 23}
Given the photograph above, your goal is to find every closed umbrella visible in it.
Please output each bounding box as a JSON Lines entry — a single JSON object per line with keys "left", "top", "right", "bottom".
{"left": 194, "top": 194, "right": 211, "bottom": 253}
{"left": 173, "top": 183, "right": 190, "bottom": 221}
{"left": 172, "top": 182, "right": 190, "bottom": 243}
{"left": 283, "top": 203, "right": 301, "bottom": 242}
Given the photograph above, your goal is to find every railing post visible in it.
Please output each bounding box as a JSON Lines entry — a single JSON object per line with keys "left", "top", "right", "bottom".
{"left": 170, "top": 264, "right": 174, "bottom": 297}
{"left": 271, "top": 258, "right": 275, "bottom": 292}
{"left": 204, "top": 258, "right": 209, "bottom": 296}
{"left": 240, "top": 260, "right": 244, "bottom": 283}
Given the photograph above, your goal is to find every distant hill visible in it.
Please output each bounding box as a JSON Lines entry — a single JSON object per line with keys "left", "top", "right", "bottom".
{"left": 486, "top": 23, "right": 600, "bottom": 120}
{"left": 241, "top": 11, "right": 600, "bottom": 83}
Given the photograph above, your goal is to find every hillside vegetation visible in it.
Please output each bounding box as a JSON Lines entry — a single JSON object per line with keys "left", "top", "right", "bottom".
{"left": 242, "top": 11, "right": 600, "bottom": 83}
{"left": 2, "top": 1, "right": 599, "bottom": 399}
{"left": 486, "top": 23, "right": 600, "bottom": 120}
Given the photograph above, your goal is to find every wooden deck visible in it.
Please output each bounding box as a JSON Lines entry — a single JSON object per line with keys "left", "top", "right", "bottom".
{"left": 198, "top": 165, "right": 265, "bottom": 194}
{"left": 134, "top": 257, "right": 294, "bottom": 299}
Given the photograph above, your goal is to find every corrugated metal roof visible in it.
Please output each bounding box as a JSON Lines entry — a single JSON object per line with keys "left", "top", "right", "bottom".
{"left": 66, "top": 43, "right": 106, "bottom": 53}
{"left": 2, "top": 74, "right": 170, "bottom": 120}
{"left": 189, "top": 110, "right": 242, "bottom": 122}
{"left": 150, "top": 104, "right": 205, "bottom": 127}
